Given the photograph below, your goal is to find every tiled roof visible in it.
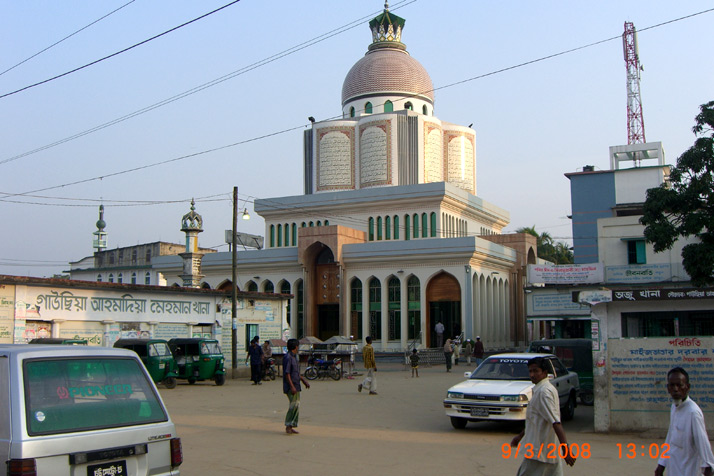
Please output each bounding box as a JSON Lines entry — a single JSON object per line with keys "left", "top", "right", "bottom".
{"left": 341, "top": 48, "right": 434, "bottom": 105}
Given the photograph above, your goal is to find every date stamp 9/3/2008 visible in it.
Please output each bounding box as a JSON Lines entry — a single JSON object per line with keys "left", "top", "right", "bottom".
{"left": 502, "top": 443, "right": 590, "bottom": 460}
{"left": 501, "top": 443, "right": 671, "bottom": 460}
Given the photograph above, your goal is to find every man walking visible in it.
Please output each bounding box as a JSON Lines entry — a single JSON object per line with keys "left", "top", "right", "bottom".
{"left": 655, "top": 367, "right": 714, "bottom": 476}
{"left": 283, "top": 338, "right": 310, "bottom": 434}
{"left": 247, "top": 336, "right": 263, "bottom": 385}
{"left": 435, "top": 321, "right": 445, "bottom": 348}
{"left": 358, "top": 336, "right": 377, "bottom": 395}
{"left": 473, "top": 336, "right": 484, "bottom": 366}
{"left": 510, "top": 357, "right": 576, "bottom": 475}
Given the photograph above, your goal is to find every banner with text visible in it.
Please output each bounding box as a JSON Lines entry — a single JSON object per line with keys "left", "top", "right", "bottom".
{"left": 528, "top": 263, "right": 603, "bottom": 285}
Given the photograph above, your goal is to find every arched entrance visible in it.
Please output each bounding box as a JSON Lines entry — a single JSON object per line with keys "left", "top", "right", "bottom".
{"left": 314, "top": 246, "right": 339, "bottom": 340}
{"left": 426, "top": 272, "right": 461, "bottom": 347}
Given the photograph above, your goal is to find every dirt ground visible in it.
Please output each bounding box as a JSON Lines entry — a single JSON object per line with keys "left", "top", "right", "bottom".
{"left": 159, "top": 361, "right": 665, "bottom": 475}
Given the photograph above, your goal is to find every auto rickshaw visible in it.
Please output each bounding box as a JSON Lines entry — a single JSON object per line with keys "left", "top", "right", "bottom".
{"left": 28, "top": 338, "right": 88, "bottom": 345}
{"left": 168, "top": 338, "right": 226, "bottom": 386}
{"left": 528, "top": 338, "right": 594, "bottom": 405}
{"left": 113, "top": 338, "right": 178, "bottom": 389}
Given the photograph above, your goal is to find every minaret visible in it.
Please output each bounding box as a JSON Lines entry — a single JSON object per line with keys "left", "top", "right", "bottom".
{"left": 179, "top": 199, "right": 205, "bottom": 287}
{"left": 92, "top": 205, "right": 107, "bottom": 252}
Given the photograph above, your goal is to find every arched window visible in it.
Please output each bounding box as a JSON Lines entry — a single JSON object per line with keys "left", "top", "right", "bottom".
{"left": 277, "top": 224, "right": 282, "bottom": 247}
{"left": 145, "top": 249, "right": 151, "bottom": 262}
{"left": 108, "top": 273, "right": 114, "bottom": 283}
{"left": 430, "top": 212, "right": 437, "bottom": 237}
{"left": 385, "top": 216, "right": 391, "bottom": 240}
{"left": 309, "top": 221, "right": 314, "bottom": 227}
{"left": 393, "top": 215, "right": 399, "bottom": 240}
{"left": 404, "top": 214, "right": 410, "bottom": 241}
{"left": 350, "top": 278, "right": 363, "bottom": 339}
{"left": 264, "top": 281, "right": 274, "bottom": 293}
{"left": 317, "top": 221, "right": 322, "bottom": 227}
{"left": 404, "top": 102, "right": 413, "bottom": 111}
{"left": 413, "top": 213, "right": 419, "bottom": 238}
{"left": 281, "top": 281, "right": 291, "bottom": 325}
{"left": 97, "top": 274, "right": 102, "bottom": 282}
{"left": 368, "top": 278, "right": 382, "bottom": 340}
{"left": 145, "top": 272, "right": 151, "bottom": 285}
{"left": 407, "top": 276, "right": 421, "bottom": 339}
{"left": 291, "top": 223, "right": 297, "bottom": 246}
{"left": 384, "top": 100, "right": 393, "bottom": 113}
{"left": 377, "top": 217, "right": 382, "bottom": 240}
{"left": 350, "top": 106, "right": 355, "bottom": 117}
{"left": 422, "top": 105, "right": 428, "bottom": 115}
{"left": 301, "top": 222, "right": 306, "bottom": 227}
{"left": 247, "top": 281, "right": 258, "bottom": 292}
{"left": 324, "top": 220, "right": 329, "bottom": 226}
{"left": 131, "top": 272, "right": 137, "bottom": 284}
{"left": 117, "top": 273, "right": 123, "bottom": 284}
{"left": 388, "top": 277, "right": 401, "bottom": 340}
{"left": 365, "top": 102, "right": 373, "bottom": 114}
{"left": 284, "top": 223, "right": 289, "bottom": 246}
{"left": 368, "top": 217, "right": 374, "bottom": 241}
{"left": 201, "top": 282, "right": 211, "bottom": 289}
{"left": 297, "top": 280, "right": 304, "bottom": 338}
{"left": 270, "top": 225, "right": 275, "bottom": 247}
{"left": 421, "top": 213, "right": 428, "bottom": 238}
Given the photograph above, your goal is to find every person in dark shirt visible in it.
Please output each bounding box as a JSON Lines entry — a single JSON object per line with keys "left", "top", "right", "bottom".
{"left": 248, "top": 336, "right": 263, "bottom": 385}
{"left": 283, "top": 338, "right": 310, "bottom": 434}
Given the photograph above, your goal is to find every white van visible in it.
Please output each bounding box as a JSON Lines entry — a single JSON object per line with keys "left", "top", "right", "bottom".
{"left": 1, "top": 344, "right": 182, "bottom": 475}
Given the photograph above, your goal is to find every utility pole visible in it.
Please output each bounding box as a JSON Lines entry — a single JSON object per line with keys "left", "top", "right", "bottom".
{"left": 231, "top": 186, "right": 238, "bottom": 378}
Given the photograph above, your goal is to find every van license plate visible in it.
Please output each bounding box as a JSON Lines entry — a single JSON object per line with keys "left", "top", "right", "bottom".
{"left": 87, "top": 460, "right": 127, "bottom": 476}
{"left": 470, "top": 407, "right": 488, "bottom": 417}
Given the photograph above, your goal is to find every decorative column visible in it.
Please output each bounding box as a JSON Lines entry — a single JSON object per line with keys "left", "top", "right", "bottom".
{"left": 179, "top": 199, "right": 205, "bottom": 288}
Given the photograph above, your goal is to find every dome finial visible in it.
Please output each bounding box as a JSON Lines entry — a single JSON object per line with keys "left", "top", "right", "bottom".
{"left": 384, "top": 1, "right": 389, "bottom": 11}
{"left": 369, "top": 3, "right": 406, "bottom": 51}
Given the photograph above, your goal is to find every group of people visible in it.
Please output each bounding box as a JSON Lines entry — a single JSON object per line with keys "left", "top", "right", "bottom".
{"left": 246, "top": 336, "right": 274, "bottom": 385}
{"left": 441, "top": 333, "right": 484, "bottom": 372}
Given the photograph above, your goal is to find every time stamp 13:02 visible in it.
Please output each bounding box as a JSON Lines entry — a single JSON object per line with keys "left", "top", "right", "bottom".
{"left": 501, "top": 443, "right": 670, "bottom": 460}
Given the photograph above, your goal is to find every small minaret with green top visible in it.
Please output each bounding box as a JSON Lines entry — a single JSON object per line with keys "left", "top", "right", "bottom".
{"left": 92, "top": 204, "right": 107, "bottom": 252}
{"left": 369, "top": 1, "right": 406, "bottom": 51}
{"left": 179, "top": 199, "right": 205, "bottom": 287}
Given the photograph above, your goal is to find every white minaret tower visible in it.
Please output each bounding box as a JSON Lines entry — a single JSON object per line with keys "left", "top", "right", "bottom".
{"left": 92, "top": 204, "right": 107, "bottom": 252}
{"left": 179, "top": 199, "right": 205, "bottom": 288}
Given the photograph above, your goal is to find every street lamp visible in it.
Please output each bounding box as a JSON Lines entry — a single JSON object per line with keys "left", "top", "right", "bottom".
{"left": 231, "top": 187, "right": 250, "bottom": 378}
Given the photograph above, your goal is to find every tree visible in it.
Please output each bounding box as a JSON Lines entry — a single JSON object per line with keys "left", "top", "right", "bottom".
{"left": 516, "top": 226, "right": 574, "bottom": 264}
{"left": 641, "top": 101, "right": 714, "bottom": 286}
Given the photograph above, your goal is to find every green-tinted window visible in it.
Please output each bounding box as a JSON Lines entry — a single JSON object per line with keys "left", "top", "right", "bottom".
{"left": 24, "top": 358, "right": 167, "bottom": 435}
{"left": 421, "top": 213, "right": 428, "bottom": 238}
{"left": 248, "top": 281, "right": 258, "bottom": 292}
{"left": 365, "top": 102, "right": 373, "bottom": 114}
{"left": 384, "top": 100, "right": 393, "bottom": 113}
{"left": 627, "top": 240, "right": 646, "bottom": 264}
{"left": 430, "top": 212, "right": 437, "bottom": 237}
{"left": 405, "top": 102, "right": 413, "bottom": 110}
{"left": 368, "top": 217, "right": 374, "bottom": 241}
{"left": 350, "top": 106, "right": 355, "bottom": 117}
{"left": 377, "top": 217, "right": 382, "bottom": 240}
{"left": 369, "top": 278, "right": 382, "bottom": 340}
{"left": 270, "top": 225, "right": 275, "bottom": 248}
{"left": 407, "top": 276, "right": 421, "bottom": 339}
{"left": 277, "top": 224, "right": 282, "bottom": 247}
{"left": 422, "top": 105, "right": 428, "bottom": 115}
{"left": 404, "top": 214, "right": 410, "bottom": 241}
{"left": 291, "top": 223, "right": 297, "bottom": 246}
{"left": 413, "top": 213, "right": 419, "bottom": 238}
{"left": 393, "top": 215, "right": 399, "bottom": 240}
{"left": 351, "top": 279, "right": 363, "bottom": 339}
{"left": 385, "top": 216, "right": 391, "bottom": 240}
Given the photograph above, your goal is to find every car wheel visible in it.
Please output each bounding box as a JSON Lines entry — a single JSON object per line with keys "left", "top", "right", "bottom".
{"left": 215, "top": 374, "right": 226, "bottom": 386}
{"left": 562, "top": 393, "right": 576, "bottom": 421}
{"left": 450, "top": 417, "right": 468, "bottom": 430}
{"left": 164, "top": 377, "right": 177, "bottom": 389}
{"left": 580, "top": 391, "right": 594, "bottom": 406}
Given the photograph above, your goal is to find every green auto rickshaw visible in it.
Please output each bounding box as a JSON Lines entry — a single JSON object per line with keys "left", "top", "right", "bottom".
{"left": 528, "top": 338, "right": 594, "bottom": 405}
{"left": 113, "top": 338, "right": 178, "bottom": 389}
{"left": 168, "top": 338, "right": 226, "bottom": 386}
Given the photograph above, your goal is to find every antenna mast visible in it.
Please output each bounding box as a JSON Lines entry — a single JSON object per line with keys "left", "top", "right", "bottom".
{"left": 623, "top": 22, "right": 645, "bottom": 145}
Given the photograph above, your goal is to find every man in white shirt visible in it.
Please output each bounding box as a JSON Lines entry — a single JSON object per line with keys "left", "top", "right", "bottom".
{"left": 435, "top": 321, "right": 445, "bottom": 348}
{"left": 655, "top": 367, "right": 714, "bottom": 476}
{"left": 510, "top": 357, "right": 576, "bottom": 475}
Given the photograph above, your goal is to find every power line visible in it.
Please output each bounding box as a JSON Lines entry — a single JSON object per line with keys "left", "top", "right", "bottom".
{"left": 0, "top": 1, "right": 415, "bottom": 166}
{"left": 0, "top": 0, "right": 137, "bottom": 77}
{"left": 0, "top": 0, "right": 243, "bottom": 100}
{"left": 4, "top": 7, "right": 712, "bottom": 202}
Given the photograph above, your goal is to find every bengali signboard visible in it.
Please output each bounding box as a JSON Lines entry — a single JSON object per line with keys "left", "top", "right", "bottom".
{"left": 608, "top": 337, "right": 714, "bottom": 432}
{"left": 528, "top": 263, "right": 603, "bottom": 285}
{"left": 606, "top": 264, "right": 672, "bottom": 283}
{"left": 612, "top": 288, "right": 714, "bottom": 302}
{"left": 19, "top": 287, "right": 215, "bottom": 323}
{"left": 529, "top": 291, "right": 591, "bottom": 316}
{"left": 0, "top": 285, "right": 14, "bottom": 343}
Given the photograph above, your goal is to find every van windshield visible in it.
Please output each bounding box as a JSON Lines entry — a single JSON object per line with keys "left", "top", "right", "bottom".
{"left": 24, "top": 357, "right": 168, "bottom": 436}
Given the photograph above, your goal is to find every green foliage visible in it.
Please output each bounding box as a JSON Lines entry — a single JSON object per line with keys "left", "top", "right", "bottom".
{"left": 515, "top": 226, "right": 574, "bottom": 264}
{"left": 641, "top": 101, "right": 714, "bottom": 286}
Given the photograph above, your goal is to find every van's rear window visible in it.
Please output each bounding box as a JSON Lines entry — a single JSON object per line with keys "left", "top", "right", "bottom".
{"left": 24, "top": 357, "right": 168, "bottom": 436}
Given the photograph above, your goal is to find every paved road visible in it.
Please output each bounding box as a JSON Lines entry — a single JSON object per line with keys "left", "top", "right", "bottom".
{"left": 159, "top": 362, "right": 665, "bottom": 475}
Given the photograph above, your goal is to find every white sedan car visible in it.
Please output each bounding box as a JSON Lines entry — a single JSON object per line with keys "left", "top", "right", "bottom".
{"left": 443, "top": 353, "right": 579, "bottom": 429}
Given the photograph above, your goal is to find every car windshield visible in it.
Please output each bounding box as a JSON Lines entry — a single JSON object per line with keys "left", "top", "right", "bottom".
{"left": 24, "top": 357, "right": 168, "bottom": 436}
{"left": 469, "top": 357, "right": 531, "bottom": 380}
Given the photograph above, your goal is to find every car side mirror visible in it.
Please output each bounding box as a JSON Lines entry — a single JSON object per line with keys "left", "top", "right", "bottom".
{"left": 464, "top": 371, "right": 471, "bottom": 378}
{"left": 548, "top": 373, "right": 555, "bottom": 379}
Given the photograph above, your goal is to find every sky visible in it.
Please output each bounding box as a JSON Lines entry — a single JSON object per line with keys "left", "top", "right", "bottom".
{"left": 1, "top": 0, "right": 712, "bottom": 278}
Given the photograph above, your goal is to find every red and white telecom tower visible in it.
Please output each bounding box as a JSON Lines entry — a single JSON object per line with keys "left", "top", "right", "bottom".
{"left": 622, "top": 22, "right": 645, "bottom": 144}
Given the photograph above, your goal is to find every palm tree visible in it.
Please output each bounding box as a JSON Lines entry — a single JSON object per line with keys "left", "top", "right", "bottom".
{"left": 515, "top": 226, "right": 573, "bottom": 264}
